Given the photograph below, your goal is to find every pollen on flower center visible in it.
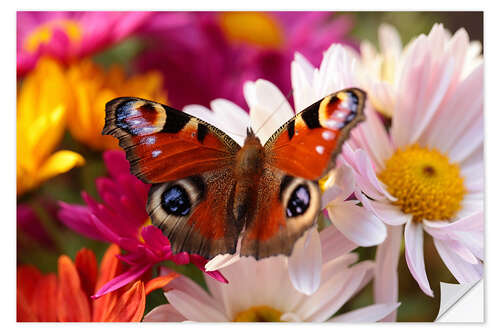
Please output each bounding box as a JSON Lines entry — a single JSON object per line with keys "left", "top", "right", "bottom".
{"left": 233, "top": 305, "right": 283, "bottom": 322}
{"left": 377, "top": 144, "right": 466, "bottom": 223}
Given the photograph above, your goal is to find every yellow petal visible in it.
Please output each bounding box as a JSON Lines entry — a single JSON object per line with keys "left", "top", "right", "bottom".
{"left": 37, "top": 150, "right": 85, "bottom": 185}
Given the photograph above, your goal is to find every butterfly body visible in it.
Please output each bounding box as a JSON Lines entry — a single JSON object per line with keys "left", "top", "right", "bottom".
{"left": 103, "top": 88, "right": 366, "bottom": 259}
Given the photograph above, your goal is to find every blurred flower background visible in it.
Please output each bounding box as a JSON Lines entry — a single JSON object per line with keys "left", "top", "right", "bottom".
{"left": 16, "top": 11, "right": 483, "bottom": 322}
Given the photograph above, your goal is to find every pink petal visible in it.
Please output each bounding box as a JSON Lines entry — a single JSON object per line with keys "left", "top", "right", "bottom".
{"left": 360, "top": 197, "right": 410, "bottom": 226}
{"left": 92, "top": 264, "right": 152, "bottom": 298}
{"left": 143, "top": 304, "right": 187, "bottom": 322}
{"left": 166, "top": 289, "right": 228, "bottom": 322}
{"left": 433, "top": 238, "right": 483, "bottom": 284}
{"left": 328, "top": 201, "right": 387, "bottom": 247}
{"left": 288, "top": 228, "right": 322, "bottom": 295}
{"left": 404, "top": 221, "right": 433, "bottom": 297}
{"left": 320, "top": 224, "right": 358, "bottom": 263}
{"left": 329, "top": 303, "right": 401, "bottom": 322}
{"left": 374, "top": 224, "right": 403, "bottom": 321}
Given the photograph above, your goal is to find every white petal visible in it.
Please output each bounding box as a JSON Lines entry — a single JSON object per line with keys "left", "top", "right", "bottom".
{"left": 248, "top": 79, "right": 294, "bottom": 143}
{"left": 328, "top": 201, "right": 387, "bottom": 246}
{"left": 320, "top": 224, "right": 358, "bottom": 263}
{"left": 364, "top": 199, "right": 410, "bottom": 226}
{"left": 329, "top": 303, "right": 401, "bottom": 322}
{"left": 304, "top": 261, "right": 373, "bottom": 322}
{"left": 433, "top": 238, "right": 483, "bottom": 284}
{"left": 165, "top": 289, "right": 229, "bottom": 322}
{"left": 374, "top": 224, "right": 403, "bottom": 321}
{"left": 280, "top": 312, "right": 302, "bottom": 322}
{"left": 143, "top": 304, "right": 187, "bottom": 322}
{"left": 209, "top": 98, "right": 250, "bottom": 144}
{"left": 205, "top": 238, "right": 242, "bottom": 271}
{"left": 404, "top": 221, "right": 434, "bottom": 296}
{"left": 288, "top": 228, "right": 322, "bottom": 295}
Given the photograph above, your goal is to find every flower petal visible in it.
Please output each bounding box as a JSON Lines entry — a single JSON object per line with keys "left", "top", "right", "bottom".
{"left": 288, "top": 228, "right": 322, "bottom": 295}
{"left": 57, "top": 255, "right": 91, "bottom": 321}
{"left": 75, "top": 248, "right": 98, "bottom": 299}
{"left": 328, "top": 201, "right": 386, "bottom": 246}
{"left": 320, "top": 224, "right": 358, "bottom": 263}
{"left": 434, "top": 238, "right": 483, "bottom": 284}
{"left": 38, "top": 150, "right": 85, "bottom": 185}
{"left": 143, "top": 304, "right": 187, "bottom": 322}
{"left": 329, "top": 303, "right": 401, "bottom": 322}
{"left": 144, "top": 272, "right": 179, "bottom": 295}
{"left": 374, "top": 225, "right": 403, "bottom": 321}
{"left": 404, "top": 221, "right": 433, "bottom": 297}
{"left": 165, "top": 289, "right": 229, "bottom": 322}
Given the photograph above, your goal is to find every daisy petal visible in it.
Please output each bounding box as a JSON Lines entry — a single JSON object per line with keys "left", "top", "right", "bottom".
{"left": 404, "top": 221, "right": 433, "bottom": 297}
{"left": 329, "top": 303, "right": 401, "bottom": 322}
{"left": 374, "top": 225, "right": 403, "bottom": 321}
{"left": 143, "top": 304, "right": 187, "bottom": 322}
{"left": 433, "top": 238, "right": 482, "bottom": 284}
{"left": 165, "top": 289, "right": 228, "bottom": 322}
{"left": 327, "top": 201, "right": 386, "bottom": 246}
{"left": 320, "top": 224, "right": 358, "bottom": 263}
{"left": 288, "top": 228, "right": 322, "bottom": 295}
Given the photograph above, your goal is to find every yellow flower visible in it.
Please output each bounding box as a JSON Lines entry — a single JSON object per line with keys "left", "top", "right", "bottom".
{"left": 218, "top": 12, "right": 284, "bottom": 48}
{"left": 17, "top": 57, "right": 85, "bottom": 196}
{"left": 65, "top": 59, "right": 168, "bottom": 151}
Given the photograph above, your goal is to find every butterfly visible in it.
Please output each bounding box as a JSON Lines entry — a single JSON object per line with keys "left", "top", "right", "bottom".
{"left": 103, "top": 88, "right": 366, "bottom": 260}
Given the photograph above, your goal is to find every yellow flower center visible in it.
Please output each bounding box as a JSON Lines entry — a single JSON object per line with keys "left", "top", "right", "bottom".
{"left": 218, "top": 12, "right": 284, "bottom": 48}
{"left": 25, "top": 20, "right": 82, "bottom": 53}
{"left": 378, "top": 144, "right": 466, "bottom": 222}
{"left": 233, "top": 306, "right": 283, "bottom": 322}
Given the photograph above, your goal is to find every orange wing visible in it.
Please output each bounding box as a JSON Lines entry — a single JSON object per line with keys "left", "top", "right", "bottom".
{"left": 103, "top": 97, "right": 242, "bottom": 258}
{"left": 264, "top": 88, "right": 366, "bottom": 180}
{"left": 103, "top": 97, "right": 240, "bottom": 184}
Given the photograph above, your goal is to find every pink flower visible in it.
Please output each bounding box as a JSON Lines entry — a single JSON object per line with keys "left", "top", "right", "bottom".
{"left": 343, "top": 24, "right": 484, "bottom": 305}
{"left": 135, "top": 11, "right": 356, "bottom": 109}
{"left": 17, "top": 11, "right": 153, "bottom": 75}
{"left": 57, "top": 150, "right": 226, "bottom": 298}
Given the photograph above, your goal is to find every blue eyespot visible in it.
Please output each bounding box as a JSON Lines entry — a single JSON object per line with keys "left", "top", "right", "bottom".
{"left": 161, "top": 185, "right": 191, "bottom": 216}
{"left": 286, "top": 185, "right": 310, "bottom": 218}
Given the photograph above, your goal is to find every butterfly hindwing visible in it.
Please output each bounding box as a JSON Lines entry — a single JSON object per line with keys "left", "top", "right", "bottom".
{"left": 264, "top": 88, "right": 366, "bottom": 180}
{"left": 103, "top": 97, "right": 240, "bottom": 184}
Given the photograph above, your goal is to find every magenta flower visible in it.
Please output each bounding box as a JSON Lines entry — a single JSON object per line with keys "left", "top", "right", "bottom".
{"left": 58, "top": 150, "right": 226, "bottom": 298}
{"left": 135, "top": 11, "right": 356, "bottom": 109}
{"left": 17, "top": 11, "right": 153, "bottom": 75}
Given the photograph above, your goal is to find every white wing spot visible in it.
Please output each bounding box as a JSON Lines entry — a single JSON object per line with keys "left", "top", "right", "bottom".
{"left": 322, "top": 131, "right": 336, "bottom": 141}
{"left": 152, "top": 150, "right": 162, "bottom": 158}
{"left": 316, "top": 145, "right": 325, "bottom": 155}
{"left": 145, "top": 137, "right": 156, "bottom": 145}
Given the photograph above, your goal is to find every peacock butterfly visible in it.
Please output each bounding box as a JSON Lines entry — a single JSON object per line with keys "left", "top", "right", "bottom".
{"left": 103, "top": 88, "right": 366, "bottom": 259}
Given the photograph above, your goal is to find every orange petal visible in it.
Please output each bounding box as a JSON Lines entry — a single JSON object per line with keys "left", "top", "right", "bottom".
{"left": 75, "top": 248, "right": 98, "bottom": 298}
{"left": 17, "top": 265, "right": 42, "bottom": 322}
{"left": 109, "top": 281, "right": 146, "bottom": 322}
{"left": 57, "top": 255, "right": 91, "bottom": 322}
{"left": 144, "top": 272, "right": 179, "bottom": 295}
{"left": 95, "top": 244, "right": 122, "bottom": 291}
{"left": 33, "top": 274, "right": 58, "bottom": 322}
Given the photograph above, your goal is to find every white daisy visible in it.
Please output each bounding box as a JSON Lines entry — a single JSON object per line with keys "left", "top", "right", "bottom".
{"left": 144, "top": 227, "right": 399, "bottom": 322}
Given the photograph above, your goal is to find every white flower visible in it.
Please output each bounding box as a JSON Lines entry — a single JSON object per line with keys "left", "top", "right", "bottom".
{"left": 144, "top": 227, "right": 399, "bottom": 322}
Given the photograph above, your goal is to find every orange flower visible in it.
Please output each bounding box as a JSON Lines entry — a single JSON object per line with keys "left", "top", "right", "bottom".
{"left": 17, "top": 244, "right": 177, "bottom": 322}
{"left": 65, "top": 59, "right": 168, "bottom": 151}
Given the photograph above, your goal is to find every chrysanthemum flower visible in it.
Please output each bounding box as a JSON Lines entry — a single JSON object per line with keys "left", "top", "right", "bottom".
{"left": 17, "top": 244, "right": 178, "bottom": 322}
{"left": 65, "top": 59, "right": 167, "bottom": 151}
{"left": 58, "top": 151, "right": 226, "bottom": 298}
{"left": 136, "top": 11, "right": 356, "bottom": 109}
{"left": 17, "top": 11, "right": 152, "bottom": 75}
{"left": 343, "top": 24, "right": 484, "bottom": 302}
{"left": 358, "top": 23, "right": 483, "bottom": 117}
{"left": 17, "top": 57, "right": 84, "bottom": 196}
{"left": 143, "top": 228, "right": 399, "bottom": 322}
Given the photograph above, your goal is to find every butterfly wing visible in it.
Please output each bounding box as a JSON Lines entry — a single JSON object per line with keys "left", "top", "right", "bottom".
{"left": 240, "top": 88, "right": 366, "bottom": 258}
{"left": 103, "top": 97, "right": 242, "bottom": 258}
{"left": 264, "top": 88, "right": 366, "bottom": 180}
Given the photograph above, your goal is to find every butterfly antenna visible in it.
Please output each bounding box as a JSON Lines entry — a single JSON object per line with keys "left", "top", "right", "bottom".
{"left": 254, "top": 89, "right": 294, "bottom": 137}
